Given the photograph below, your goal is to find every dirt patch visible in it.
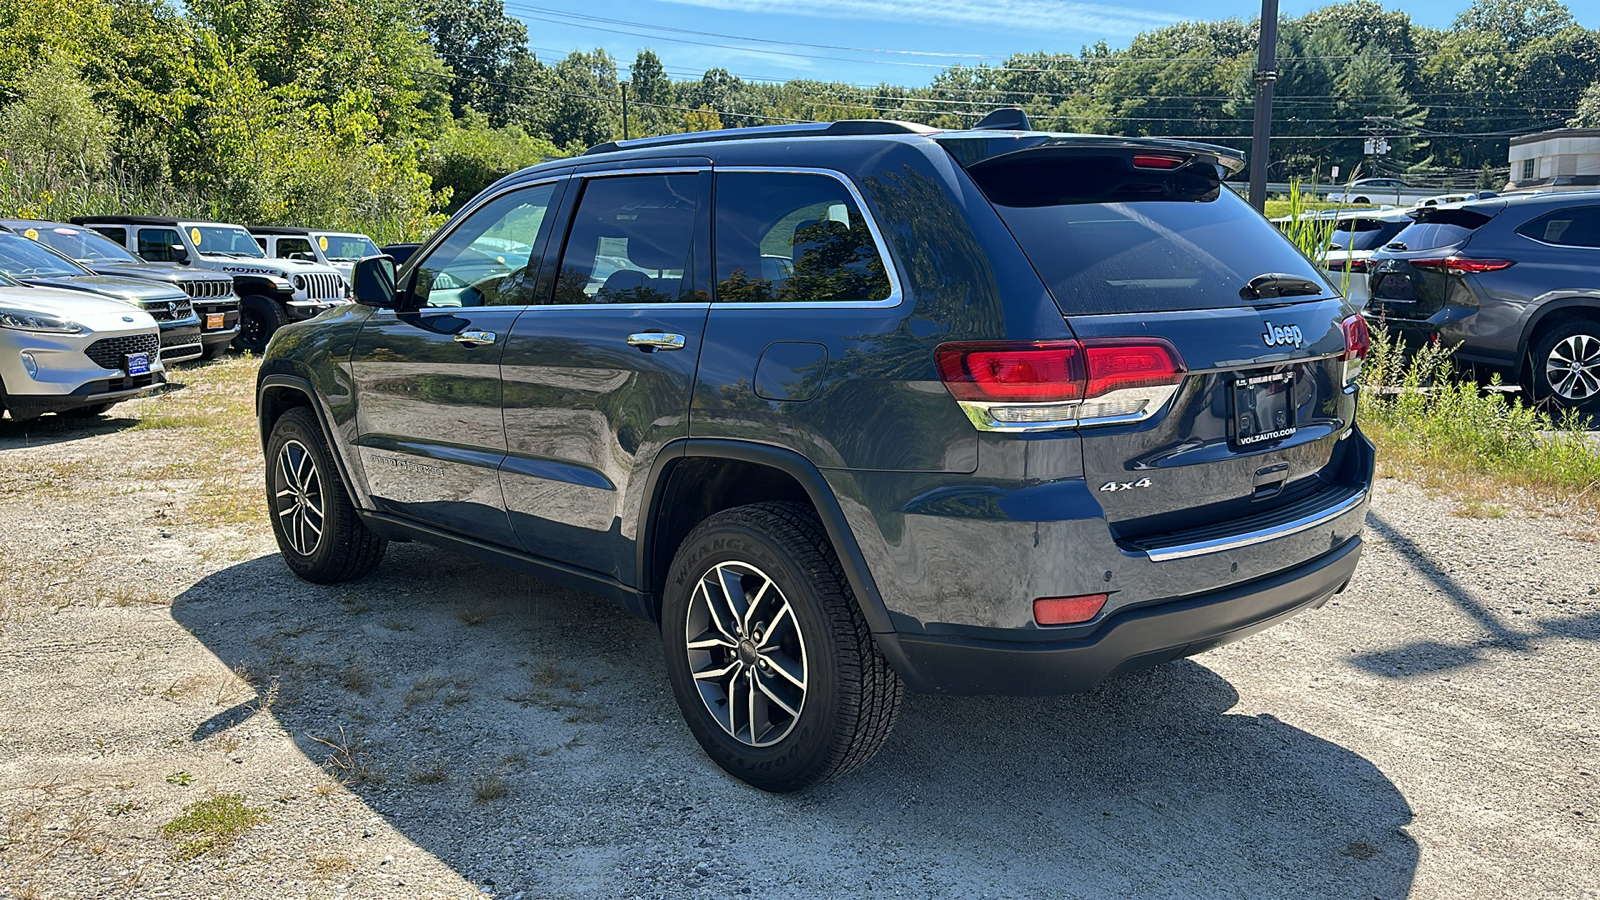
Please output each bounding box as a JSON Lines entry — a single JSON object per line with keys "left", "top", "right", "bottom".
{"left": 1, "top": 360, "right": 1597, "bottom": 898}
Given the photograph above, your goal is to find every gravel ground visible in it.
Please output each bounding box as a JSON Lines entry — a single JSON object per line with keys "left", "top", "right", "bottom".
{"left": 1, "top": 361, "right": 1597, "bottom": 899}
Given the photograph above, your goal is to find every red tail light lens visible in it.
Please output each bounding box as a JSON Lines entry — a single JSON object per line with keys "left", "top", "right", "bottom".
{"left": 934, "top": 341, "right": 1085, "bottom": 402}
{"left": 1409, "top": 257, "right": 1516, "bottom": 275}
{"left": 1341, "top": 258, "right": 1370, "bottom": 273}
{"left": 1034, "top": 594, "right": 1108, "bottom": 626}
{"left": 1340, "top": 314, "right": 1370, "bottom": 362}
{"left": 1083, "top": 339, "right": 1187, "bottom": 397}
{"left": 1132, "top": 153, "right": 1184, "bottom": 170}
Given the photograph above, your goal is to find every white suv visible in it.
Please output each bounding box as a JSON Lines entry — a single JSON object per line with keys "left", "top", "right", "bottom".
{"left": 0, "top": 273, "right": 166, "bottom": 420}
{"left": 250, "top": 227, "right": 379, "bottom": 281}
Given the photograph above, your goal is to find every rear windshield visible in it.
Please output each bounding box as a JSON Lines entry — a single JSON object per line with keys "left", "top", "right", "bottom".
{"left": 1386, "top": 209, "right": 1494, "bottom": 252}
{"left": 971, "top": 161, "right": 1329, "bottom": 314}
{"left": 1330, "top": 219, "right": 1408, "bottom": 252}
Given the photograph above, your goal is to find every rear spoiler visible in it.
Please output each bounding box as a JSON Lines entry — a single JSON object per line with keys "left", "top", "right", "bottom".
{"left": 937, "top": 134, "right": 1246, "bottom": 177}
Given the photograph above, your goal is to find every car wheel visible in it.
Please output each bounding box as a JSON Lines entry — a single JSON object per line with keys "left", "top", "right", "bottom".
{"left": 266, "top": 406, "right": 386, "bottom": 583}
{"left": 1524, "top": 319, "right": 1600, "bottom": 414}
{"left": 1353, "top": 196, "right": 1369, "bottom": 204}
{"left": 61, "top": 402, "right": 115, "bottom": 418}
{"left": 661, "top": 501, "right": 903, "bottom": 792}
{"left": 235, "top": 295, "right": 288, "bottom": 354}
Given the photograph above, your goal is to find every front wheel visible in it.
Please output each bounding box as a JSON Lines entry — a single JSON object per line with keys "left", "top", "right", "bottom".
{"left": 234, "top": 295, "right": 288, "bottom": 354}
{"left": 265, "top": 406, "right": 386, "bottom": 583}
{"left": 1523, "top": 319, "right": 1600, "bottom": 415}
{"left": 661, "top": 502, "right": 902, "bottom": 792}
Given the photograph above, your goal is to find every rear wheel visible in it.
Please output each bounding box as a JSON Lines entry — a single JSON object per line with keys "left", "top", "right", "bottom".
{"left": 235, "top": 295, "right": 288, "bottom": 354}
{"left": 1523, "top": 318, "right": 1600, "bottom": 414}
{"left": 661, "top": 501, "right": 902, "bottom": 792}
{"left": 266, "top": 406, "right": 386, "bottom": 583}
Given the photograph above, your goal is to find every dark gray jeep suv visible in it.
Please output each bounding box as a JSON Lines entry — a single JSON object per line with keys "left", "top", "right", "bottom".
{"left": 256, "top": 116, "right": 1375, "bottom": 791}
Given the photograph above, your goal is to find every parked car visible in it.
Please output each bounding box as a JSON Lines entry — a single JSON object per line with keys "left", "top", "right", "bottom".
{"left": 2, "top": 219, "right": 240, "bottom": 360}
{"left": 1326, "top": 177, "right": 1424, "bottom": 205}
{"left": 0, "top": 230, "right": 204, "bottom": 364}
{"left": 1322, "top": 211, "right": 1412, "bottom": 309}
{"left": 70, "top": 215, "right": 349, "bottom": 353}
{"left": 1364, "top": 191, "right": 1600, "bottom": 410}
{"left": 380, "top": 243, "right": 423, "bottom": 266}
{"left": 257, "top": 116, "right": 1374, "bottom": 791}
{"left": 0, "top": 271, "right": 165, "bottom": 419}
{"left": 249, "top": 226, "right": 379, "bottom": 281}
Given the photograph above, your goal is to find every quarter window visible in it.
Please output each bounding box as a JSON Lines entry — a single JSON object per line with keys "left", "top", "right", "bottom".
{"left": 713, "top": 171, "right": 891, "bottom": 304}
{"left": 1516, "top": 206, "right": 1600, "bottom": 248}
{"left": 137, "top": 228, "right": 185, "bottom": 262}
{"left": 275, "top": 237, "right": 315, "bottom": 259}
{"left": 550, "top": 173, "right": 699, "bottom": 305}
{"left": 413, "top": 182, "right": 558, "bottom": 308}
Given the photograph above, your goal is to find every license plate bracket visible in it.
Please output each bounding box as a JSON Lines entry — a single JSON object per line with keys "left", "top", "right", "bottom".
{"left": 1231, "top": 370, "right": 1296, "bottom": 447}
{"left": 125, "top": 352, "right": 151, "bottom": 377}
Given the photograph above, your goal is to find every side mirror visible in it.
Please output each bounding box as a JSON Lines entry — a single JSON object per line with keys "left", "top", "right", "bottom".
{"left": 352, "top": 254, "right": 399, "bottom": 308}
{"left": 171, "top": 244, "right": 191, "bottom": 266}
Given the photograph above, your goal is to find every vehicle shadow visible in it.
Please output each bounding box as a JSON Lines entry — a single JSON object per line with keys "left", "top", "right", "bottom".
{"left": 172, "top": 545, "right": 1416, "bottom": 899}
{"left": 0, "top": 412, "right": 144, "bottom": 447}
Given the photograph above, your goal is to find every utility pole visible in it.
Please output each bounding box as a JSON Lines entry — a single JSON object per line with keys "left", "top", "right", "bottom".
{"left": 619, "top": 81, "right": 631, "bottom": 141}
{"left": 1248, "top": 0, "right": 1279, "bottom": 211}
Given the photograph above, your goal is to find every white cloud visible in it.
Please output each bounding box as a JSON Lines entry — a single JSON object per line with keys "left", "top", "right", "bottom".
{"left": 657, "top": 0, "right": 1179, "bottom": 38}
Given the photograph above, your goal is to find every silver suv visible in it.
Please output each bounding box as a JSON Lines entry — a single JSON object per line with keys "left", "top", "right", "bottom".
{"left": 72, "top": 216, "right": 349, "bottom": 353}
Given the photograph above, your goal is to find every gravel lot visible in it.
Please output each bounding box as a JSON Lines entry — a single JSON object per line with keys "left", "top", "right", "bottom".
{"left": 1, "top": 359, "right": 1596, "bottom": 899}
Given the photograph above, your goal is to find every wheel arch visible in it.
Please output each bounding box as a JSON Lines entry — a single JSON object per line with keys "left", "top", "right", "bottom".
{"left": 258, "top": 373, "right": 370, "bottom": 510}
{"left": 637, "top": 440, "right": 899, "bottom": 644}
{"left": 1516, "top": 299, "right": 1600, "bottom": 375}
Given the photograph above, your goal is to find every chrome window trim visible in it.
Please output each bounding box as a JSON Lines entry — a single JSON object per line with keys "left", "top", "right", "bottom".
{"left": 1141, "top": 489, "right": 1368, "bottom": 562}
{"left": 711, "top": 166, "right": 905, "bottom": 310}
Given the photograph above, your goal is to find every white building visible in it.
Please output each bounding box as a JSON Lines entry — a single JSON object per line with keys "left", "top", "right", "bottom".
{"left": 1507, "top": 128, "right": 1600, "bottom": 191}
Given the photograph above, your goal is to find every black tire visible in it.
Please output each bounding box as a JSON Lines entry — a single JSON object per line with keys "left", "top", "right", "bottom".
{"left": 234, "top": 295, "right": 288, "bottom": 354}
{"left": 265, "top": 406, "right": 386, "bottom": 583}
{"left": 1522, "top": 318, "right": 1600, "bottom": 415}
{"left": 661, "top": 501, "right": 902, "bottom": 792}
{"left": 201, "top": 340, "right": 229, "bottom": 361}
{"left": 1353, "top": 196, "right": 1370, "bottom": 204}
{"left": 62, "top": 402, "right": 115, "bottom": 418}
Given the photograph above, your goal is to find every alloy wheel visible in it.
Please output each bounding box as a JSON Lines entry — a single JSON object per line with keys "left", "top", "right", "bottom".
{"left": 1545, "top": 333, "right": 1600, "bottom": 401}
{"left": 684, "top": 561, "right": 808, "bottom": 747}
{"left": 273, "top": 439, "right": 325, "bottom": 556}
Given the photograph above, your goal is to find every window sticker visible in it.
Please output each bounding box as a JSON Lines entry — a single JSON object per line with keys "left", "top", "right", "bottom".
{"left": 190, "top": 228, "right": 203, "bottom": 246}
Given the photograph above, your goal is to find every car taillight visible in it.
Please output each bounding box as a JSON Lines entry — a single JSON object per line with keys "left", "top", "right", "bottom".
{"left": 1341, "top": 258, "right": 1370, "bottom": 273}
{"left": 935, "top": 338, "right": 1186, "bottom": 432}
{"left": 1409, "top": 257, "right": 1516, "bottom": 275}
{"left": 1340, "top": 314, "right": 1370, "bottom": 388}
{"left": 1132, "top": 153, "right": 1184, "bottom": 170}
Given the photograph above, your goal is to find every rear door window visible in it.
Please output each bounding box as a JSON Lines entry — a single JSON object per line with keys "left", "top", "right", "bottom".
{"left": 1516, "top": 206, "right": 1600, "bottom": 248}
{"left": 550, "top": 173, "right": 698, "bottom": 305}
{"left": 137, "top": 228, "right": 184, "bottom": 262}
{"left": 970, "top": 158, "right": 1328, "bottom": 314}
{"left": 713, "top": 170, "right": 892, "bottom": 304}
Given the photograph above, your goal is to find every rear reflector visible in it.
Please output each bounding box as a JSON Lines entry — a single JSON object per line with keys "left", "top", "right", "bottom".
{"left": 1034, "top": 594, "right": 1108, "bottom": 626}
{"left": 1409, "top": 256, "right": 1516, "bottom": 275}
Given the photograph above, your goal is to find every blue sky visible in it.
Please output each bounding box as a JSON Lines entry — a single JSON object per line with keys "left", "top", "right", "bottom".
{"left": 508, "top": 0, "right": 1592, "bottom": 88}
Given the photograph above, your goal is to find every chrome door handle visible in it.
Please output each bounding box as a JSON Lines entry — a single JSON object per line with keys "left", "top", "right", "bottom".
{"left": 627, "top": 332, "right": 686, "bottom": 351}
{"left": 454, "top": 330, "right": 496, "bottom": 346}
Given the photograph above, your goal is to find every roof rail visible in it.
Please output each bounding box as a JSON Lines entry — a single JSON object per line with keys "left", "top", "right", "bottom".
{"left": 583, "top": 119, "right": 938, "bottom": 156}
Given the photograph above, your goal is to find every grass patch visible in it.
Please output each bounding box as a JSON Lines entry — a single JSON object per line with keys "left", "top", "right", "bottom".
{"left": 1360, "top": 326, "right": 1600, "bottom": 511}
{"left": 160, "top": 794, "right": 267, "bottom": 860}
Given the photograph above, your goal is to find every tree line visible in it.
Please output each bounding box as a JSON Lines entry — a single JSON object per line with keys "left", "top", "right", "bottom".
{"left": 0, "top": 0, "right": 1595, "bottom": 242}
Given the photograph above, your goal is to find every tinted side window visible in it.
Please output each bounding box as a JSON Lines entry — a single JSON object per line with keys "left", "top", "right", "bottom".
{"left": 94, "top": 226, "right": 127, "bottom": 245}
{"left": 138, "top": 228, "right": 184, "bottom": 262}
{"left": 713, "top": 171, "right": 892, "bottom": 304}
{"left": 1517, "top": 206, "right": 1600, "bottom": 248}
{"left": 276, "top": 237, "right": 314, "bottom": 258}
{"left": 551, "top": 173, "right": 698, "bottom": 305}
{"left": 413, "top": 182, "right": 558, "bottom": 308}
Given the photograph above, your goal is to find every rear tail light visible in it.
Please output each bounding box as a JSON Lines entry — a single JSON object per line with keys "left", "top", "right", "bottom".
{"left": 1409, "top": 257, "right": 1516, "bottom": 275}
{"left": 1034, "top": 594, "right": 1108, "bottom": 626}
{"left": 1340, "top": 258, "right": 1370, "bottom": 273}
{"left": 936, "top": 338, "right": 1186, "bottom": 432}
{"left": 1340, "top": 314, "right": 1370, "bottom": 387}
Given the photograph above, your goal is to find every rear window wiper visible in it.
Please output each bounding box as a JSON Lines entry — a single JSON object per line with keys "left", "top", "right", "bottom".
{"left": 1240, "top": 273, "right": 1324, "bottom": 301}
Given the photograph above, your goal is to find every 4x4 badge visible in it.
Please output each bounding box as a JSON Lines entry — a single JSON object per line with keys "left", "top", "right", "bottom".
{"left": 1099, "top": 478, "right": 1153, "bottom": 492}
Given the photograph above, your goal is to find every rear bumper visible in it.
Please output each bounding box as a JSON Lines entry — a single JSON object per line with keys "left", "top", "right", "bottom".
{"left": 884, "top": 535, "right": 1362, "bottom": 695}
